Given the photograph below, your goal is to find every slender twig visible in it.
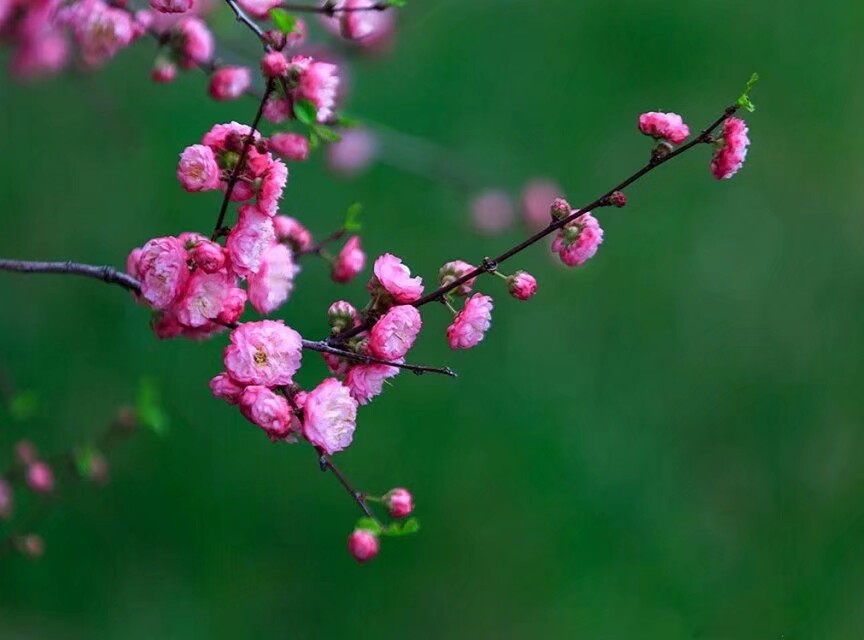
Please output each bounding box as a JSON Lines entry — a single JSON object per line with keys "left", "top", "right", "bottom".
{"left": 302, "top": 339, "right": 456, "bottom": 377}
{"left": 224, "top": 0, "right": 269, "bottom": 44}
{"left": 318, "top": 453, "right": 375, "bottom": 518}
{"left": 282, "top": 1, "right": 390, "bottom": 13}
{"left": 300, "top": 228, "right": 346, "bottom": 257}
{"left": 331, "top": 104, "right": 739, "bottom": 343}
{"left": 0, "top": 260, "right": 141, "bottom": 293}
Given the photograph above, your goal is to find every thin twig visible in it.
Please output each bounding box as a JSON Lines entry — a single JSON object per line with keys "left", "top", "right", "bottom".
{"left": 302, "top": 339, "right": 457, "bottom": 377}
{"left": 0, "top": 260, "right": 141, "bottom": 293}
{"left": 281, "top": 1, "right": 390, "bottom": 14}
{"left": 318, "top": 453, "right": 375, "bottom": 518}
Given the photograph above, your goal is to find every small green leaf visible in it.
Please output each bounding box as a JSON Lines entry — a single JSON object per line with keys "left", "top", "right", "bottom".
{"left": 736, "top": 72, "right": 759, "bottom": 113}
{"left": 307, "top": 131, "right": 320, "bottom": 151}
{"left": 269, "top": 8, "right": 298, "bottom": 35}
{"left": 344, "top": 203, "right": 363, "bottom": 232}
{"left": 381, "top": 517, "right": 420, "bottom": 537}
{"left": 383, "top": 0, "right": 407, "bottom": 7}
{"left": 355, "top": 517, "right": 382, "bottom": 534}
{"left": 313, "top": 124, "right": 342, "bottom": 144}
{"left": 9, "top": 390, "right": 38, "bottom": 422}
{"left": 336, "top": 114, "right": 361, "bottom": 128}
{"left": 136, "top": 378, "right": 168, "bottom": 437}
{"left": 294, "top": 99, "right": 318, "bottom": 126}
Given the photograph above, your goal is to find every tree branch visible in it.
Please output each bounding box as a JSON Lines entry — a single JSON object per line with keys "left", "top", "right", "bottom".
{"left": 302, "top": 339, "right": 456, "bottom": 377}
{"left": 0, "top": 260, "right": 141, "bottom": 293}
{"left": 318, "top": 453, "right": 375, "bottom": 519}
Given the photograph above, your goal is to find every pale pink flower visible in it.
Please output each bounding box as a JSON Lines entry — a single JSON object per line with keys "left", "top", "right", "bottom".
{"left": 27, "top": 461, "right": 54, "bottom": 494}
{"left": 290, "top": 55, "right": 340, "bottom": 123}
{"left": 152, "top": 58, "right": 177, "bottom": 83}
{"left": 224, "top": 320, "right": 303, "bottom": 386}
{"left": 551, "top": 211, "right": 604, "bottom": 267}
{"left": 175, "top": 272, "right": 246, "bottom": 328}
{"left": 239, "top": 385, "right": 294, "bottom": 439}
{"left": 273, "top": 215, "right": 313, "bottom": 252}
{"left": 202, "top": 121, "right": 259, "bottom": 153}
{"left": 175, "top": 16, "right": 213, "bottom": 68}
{"left": 327, "top": 129, "right": 378, "bottom": 176}
{"left": 256, "top": 158, "right": 288, "bottom": 216}
{"left": 177, "top": 144, "right": 220, "bottom": 192}
{"left": 447, "top": 294, "right": 493, "bottom": 350}
{"left": 521, "top": 180, "right": 562, "bottom": 230}
{"left": 150, "top": 0, "right": 193, "bottom": 12}
{"left": 368, "top": 305, "right": 422, "bottom": 361}
{"left": 384, "top": 487, "right": 413, "bottom": 518}
{"left": 0, "top": 478, "right": 12, "bottom": 520}
{"left": 328, "top": 300, "right": 357, "bottom": 333}
{"left": 438, "top": 260, "right": 476, "bottom": 297}
{"left": 270, "top": 133, "right": 309, "bottom": 162}
{"left": 62, "top": 0, "right": 136, "bottom": 66}
{"left": 369, "top": 253, "right": 424, "bottom": 303}
{"left": 209, "top": 372, "right": 245, "bottom": 405}
{"left": 347, "top": 529, "right": 379, "bottom": 563}
{"left": 345, "top": 363, "right": 399, "bottom": 406}
{"left": 133, "top": 236, "right": 190, "bottom": 310}
{"left": 226, "top": 205, "right": 276, "bottom": 277}
{"left": 262, "top": 96, "right": 292, "bottom": 124}
{"left": 471, "top": 190, "right": 515, "bottom": 235}
{"left": 209, "top": 66, "right": 251, "bottom": 101}
{"left": 236, "top": 0, "right": 281, "bottom": 17}
{"left": 321, "top": 0, "right": 394, "bottom": 49}
{"left": 508, "top": 271, "right": 537, "bottom": 301}
{"left": 638, "top": 111, "right": 690, "bottom": 145}
{"left": 711, "top": 117, "right": 750, "bottom": 180}
{"left": 302, "top": 378, "right": 358, "bottom": 455}
{"left": 332, "top": 236, "right": 366, "bottom": 283}
{"left": 261, "top": 50, "right": 288, "bottom": 77}
{"left": 247, "top": 243, "right": 299, "bottom": 314}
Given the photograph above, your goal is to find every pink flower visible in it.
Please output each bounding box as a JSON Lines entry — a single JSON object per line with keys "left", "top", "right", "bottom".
{"left": 521, "top": 180, "right": 562, "bottom": 231}
{"left": 209, "top": 66, "right": 251, "bottom": 101}
{"left": 27, "top": 461, "right": 54, "bottom": 494}
{"left": 332, "top": 236, "right": 366, "bottom": 283}
{"left": 256, "top": 158, "right": 288, "bottom": 216}
{"left": 328, "top": 300, "right": 357, "bottom": 333}
{"left": 61, "top": 0, "right": 136, "bottom": 67}
{"left": 175, "top": 271, "right": 246, "bottom": 328}
{"left": 384, "top": 487, "right": 413, "bottom": 519}
{"left": 302, "top": 378, "right": 358, "bottom": 455}
{"left": 711, "top": 117, "right": 750, "bottom": 180}
{"left": 175, "top": 16, "right": 213, "bottom": 68}
{"left": 345, "top": 363, "right": 399, "bottom": 405}
{"left": 347, "top": 529, "right": 379, "bottom": 563}
{"left": 133, "top": 236, "right": 190, "bottom": 310}
{"left": 327, "top": 129, "right": 378, "bottom": 176}
{"left": 551, "top": 211, "right": 604, "bottom": 267}
{"left": 183, "top": 233, "right": 226, "bottom": 273}
{"left": 438, "top": 260, "right": 476, "bottom": 297}
{"left": 239, "top": 385, "right": 294, "bottom": 439}
{"left": 261, "top": 50, "right": 288, "bottom": 77}
{"left": 638, "top": 111, "right": 690, "bottom": 145}
{"left": 290, "top": 55, "right": 340, "bottom": 123}
{"left": 209, "top": 372, "right": 245, "bottom": 405}
{"left": 471, "top": 190, "right": 515, "bottom": 235}
{"left": 273, "top": 215, "right": 313, "bottom": 253}
{"left": 270, "top": 133, "right": 309, "bottom": 162}
{"left": 152, "top": 58, "right": 177, "bottom": 83}
{"left": 368, "top": 305, "right": 422, "bottom": 361}
{"left": 236, "top": 0, "right": 281, "bottom": 17}
{"left": 447, "top": 294, "right": 493, "bottom": 350}
{"left": 322, "top": 352, "right": 351, "bottom": 377}
{"left": 247, "top": 243, "right": 299, "bottom": 314}
{"left": 224, "top": 320, "right": 303, "bottom": 386}
{"left": 177, "top": 144, "right": 220, "bottom": 192}
{"left": 226, "top": 205, "right": 276, "bottom": 277}
{"left": 321, "top": 0, "right": 394, "bottom": 49}
{"left": 508, "top": 271, "right": 537, "bottom": 301}
{"left": 262, "top": 96, "right": 292, "bottom": 124}
{"left": 369, "top": 254, "right": 424, "bottom": 304}
{"left": 150, "top": 0, "right": 193, "bottom": 12}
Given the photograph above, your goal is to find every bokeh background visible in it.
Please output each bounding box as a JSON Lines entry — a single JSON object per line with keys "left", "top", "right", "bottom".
{"left": 2, "top": 0, "right": 863, "bottom": 637}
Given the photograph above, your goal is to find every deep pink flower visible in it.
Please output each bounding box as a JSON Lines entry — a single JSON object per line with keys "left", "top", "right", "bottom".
{"left": 638, "top": 111, "right": 690, "bottom": 145}
{"left": 384, "top": 488, "right": 413, "bottom": 519}
{"left": 447, "top": 294, "right": 493, "bottom": 350}
{"left": 332, "top": 236, "right": 366, "bottom": 283}
{"left": 27, "top": 461, "right": 54, "bottom": 494}
{"left": 182, "top": 233, "right": 226, "bottom": 273}
{"left": 226, "top": 205, "right": 276, "bottom": 277}
{"left": 302, "top": 378, "right": 358, "bottom": 455}
{"left": 369, "top": 254, "right": 424, "bottom": 304}
{"left": 368, "top": 305, "right": 422, "bottom": 361}
{"left": 270, "top": 133, "right": 309, "bottom": 162}
{"left": 202, "top": 121, "right": 259, "bottom": 153}
{"left": 133, "top": 236, "right": 190, "bottom": 310}
{"left": 471, "top": 190, "right": 515, "bottom": 235}
{"left": 239, "top": 385, "right": 294, "bottom": 439}
{"left": 0, "top": 478, "right": 11, "bottom": 520}
{"left": 290, "top": 55, "right": 340, "bottom": 123}
{"left": 261, "top": 50, "right": 288, "bottom": 77}
{"left": 236, "top": 0, "right": 281, "bottom": 17}
{"left": 209, "top": 372, "right": 245, "bottom": 405}
{"left": 551, "top": 211, "right": 604, "bottom": 267}
{"left": 224, "top": 320, "right": 303, "bottom": 386}
{"left": 345, "top": 363, "right": 399, "bottom": 406}
{"left": 273, "top": 215, "right": 313, "bottom": 253}
{"left": 209, "top": 66, "right": 251, "bottom": 101}
{"left": 256, "top": 158, "right": 288, "bottom": 216}
{"left": 347, "top": 529, "right": 379, "bottom": 563}
{"left": 150, "top": 0, "right": 193, "bottom": 12}
{"left": 438, "top": 260, "right": 476, "bottom": 297}
{"left": 711, "top": 117, "right": 750, "bottom": 180}
{"left": 61, "top": 0, "right": 136, "bottom": 67}
{"left": 247, "top": 243, "right": 299, "bottom": 314}
{"left": 175, "top": 271, "right": 246, "bottom": 328}
{"left": 177, "top": 144, "right": 220, "bottom": 192}
{"left": 521, "top": 180, "right": 562, "bottom": 231}
{"left": 175, "top": 16, "right": 213, "bottom": 68}
{"left": 508, "top": 271, "right": 537, "bottom": 301}
{"left": 327, "top": 129, "right": 378, "bottom": 176}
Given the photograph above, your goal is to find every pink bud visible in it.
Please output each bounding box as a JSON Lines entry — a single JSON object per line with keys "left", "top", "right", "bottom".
{"left": 608, "top": 191, "right": 627, "bottom": 208}
{"left": 261, "top": 50, "right": 289, "bottom": 77}
{"left": 550, "top": 197, "right": 572, "bottom": 221}
{"left": 347, "top": 529, "right": 379, "bottom": 563}
{"left": 508, "top": 271, "right": 537, "bottom": 301}
{"left": 270, "top": 132, "right": 310, "bottom": 162}
{"left": 332, "top": 236, "right": 366, "bottom": 284}
{"left": 26, "top": 462, "right": 54, "bottom": 494}
{"left": 151, "top": 59, "right": 177, "bottom": 83}
{"left": 438, "top": 260, "right": 476, "bottom": 297}
{"left": 384, "top": 488, "right": 413, "bottom": 519}
{"left": 208, "top": 66, "right": 251, "bottom": 101}
{"left": 328, "top": 300, "right": 358, "bottom": 333}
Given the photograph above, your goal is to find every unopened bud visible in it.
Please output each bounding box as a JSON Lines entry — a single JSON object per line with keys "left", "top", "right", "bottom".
{"left": 347, "top": 529, "right": 379, "bottom": 563}
{"left": 507, "top": 271, "right": 538, "bottom": 301}
{"left": 608, "top": 191, "right": 627, "bottom": 208}
{"left": 384, "top": 487, "right": 414, "bottom": 519}
{"left": 550, "top": 197, "right": 572, "bottom": 221}
{"left": 328, "top": 300, "right": 358, "bottom": 334}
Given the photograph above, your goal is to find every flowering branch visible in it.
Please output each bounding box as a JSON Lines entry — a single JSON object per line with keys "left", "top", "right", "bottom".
{"left": 0, "top": 259, "right": 141, "bottom": 293}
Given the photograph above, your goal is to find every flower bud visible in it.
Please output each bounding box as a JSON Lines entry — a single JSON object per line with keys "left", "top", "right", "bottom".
{"left": 151, "top": 59, "right": 177, "bottom": 83}
{"left": 550, "top": 197, "right": 571, "bottom": 221}
{"left": 347, "top": 529, "right": 379, "bottom": 563}
{"left": 261, "top": 51, "right": 289, "bottom": 78}
{"left": 438, "top": 260, "right": 476, "bottom": 297}
{"left": 608, "top": 191, "right": 627, "bottom": 208}
{"left": 507, "top": 271, "right": 537, "bottom": 301}
{"left": 384, "top": 487, "right": 414, "bottom": 519}
{"left": 26, "top": 462, "right": 54, "bottom": 495}
{"left": 328, "top": 300, "right": 358, "bottom": 334}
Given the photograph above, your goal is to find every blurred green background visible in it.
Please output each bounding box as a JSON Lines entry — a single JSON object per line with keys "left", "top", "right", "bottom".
{"left": 1, "top": 0, "right": 863, "bottom": 637}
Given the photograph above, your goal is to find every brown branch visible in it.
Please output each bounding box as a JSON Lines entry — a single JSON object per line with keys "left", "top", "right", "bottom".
{"left": 224, "top": 0, "right": 269, "bottom": 44}
{"left": 302, "top": 339, "right": 456, "bottom": 377}
{"left": 318, "top": 453, "right": 375, "bottom": 519}
{"left": 0, "top": 260, "right": 141, "bottom": 293}
{"left": 281, "top": 1, "right": 391, "bottom": 14}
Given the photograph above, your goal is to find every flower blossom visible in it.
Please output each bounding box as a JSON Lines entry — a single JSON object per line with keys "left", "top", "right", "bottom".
{"left": 61, "top": 0, "right": 137, "bottom": 67}
{"left": 638, "top": 111, "right": 690, "bottom": 145}
{"left": 223, "top": 320, "right": 303, "bottom": 386}
{"left": 711, "top": 117, "right": 750, "bottom": 180}
{"left": 369, "top": 254, "right": 424, "bottom": 304}
{"left": 302, "top": 378, "right": 358, "bottom": 455}
{"left": 508, "top": 271, "right": 537, "bottom": 301}
{"left": 226, "top": 205, "right": 276, "bottom": 277}
{"left": 345, "top": 363, "right": 400, "bottom": 406}
{"left": 289, "top": 55, "right": 340, "bottom": 123}
{"left": 209, "top": 66, "right": 251, "bottom": 101}
{"left": 247, "top": 243, "right": 299, "bottom": 314}
{"left": 447, "top": 294, "right": 493, "bottom": 350}
{"left": 239, "top": 385, "right": 294, "bottom": 439}
{"left": 332, "top": 236, "right": 366, "bottom": 283}
{"left": 177, "top": 144, "right": 220, "bottom": 192}
{"left": 347, "top": 529, "right": 379, "bottom": 563}
{"left": 274, "top": 215, "right": 313, "bottom": 253}
{"left": 551, "top": 211, "right": 604, "bottom": 267}
{"left": 368, "top": 305, "right": 422, "bottom": 361}
{"left": 438, "top": 260, "right": 476, "bottom": 297}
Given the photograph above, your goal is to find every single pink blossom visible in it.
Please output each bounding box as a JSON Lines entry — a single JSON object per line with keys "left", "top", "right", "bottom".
{"left": 209, "top": 372, "right": 245, "bottom": 405}
{"left": 447, "top": 294, "right": 493, "bottom": 350}
{"left": 247, "top": 243, "right": 299, "bottom": 314}
{"left": 345, "top": 363, "right": 399, "bottom": 406}
{"left": 26, "top": 461, "right": 54, "bottom": 494}
{"left": 327, "top": 129, "right": 378, "bottom": 176}
{"left": 332, "top": 236, "right": 366, "bottom": 283}
{"left": 226, "top": 205, "right": 276, "bottom": 277}
{"left": 711, "top": 117, "right": 750, "bottom": 180}
{"left": 368, "top": 305, "right": 422, "bottom": 361}
{"left": 175, "top": 16, "right": 213, "bottom": 68}
{"left": 256, "top": 157, "right": 288, "bottom": 216}
{"left": 384, "top": 487, "right": 413, "bottom": 519}
{"left": 133, "top": 236, "right": 190, "bottom": 310}
{"left": 260, "top": 50, "right": 288, "bottom": 77}
{"left": 150, "top": 0, "right": 193, "bottom": 12}
{"left": 347, "top": 529, "right": 379, "bottom": 563}
{"left": 209, "top": 66, "right": 251, "bottom": 101}
{"left": 369, "top": 253, "right": 424, "bottom": 304}
{"left": 273, "top": 215, "right": 313, "bottom": 253}
{"left": 61, "top": 0, "right": 136, "bottom": 67}
{"left": 638, "top": 111, "right": 690, "bottom": 145}
{"left": 290, "top": 55, "right": 340, "bottom": 123}
{"left": 508, "top": 271, "right": 537, "bottom": 301}
{"left": 302, "top": 378, "right": 358, "bottom": 455}
{"left": 551, "top": 211, "right": 604, "bottom": 267}
{"left": 182, "top": 233, "right": 226, "bottom": 273}
{"left": 262, "top": 96, "right": 292, "bottom": 124}
{"left": 152, "top": 58, "right": 177, "bottom": 83}
{"left": 175, "top": 271, "right": 246, "bottom": 328}
{"left": 321, "top": 0, "right": 394, "bottom": 49}
{"left": 224, "top": 320, "right": 303, "bottom": 386}
{"left": 270, "top": 133, "right": 309, "bottom": 162}
{"left": 239, "top": 385, "right": 294, "bottom": 439}
{"left": 521, "top": 180, "right": 563, "bottom": 231}
{"left": 438, "top": 260, "right": 476, "bottom": 297}
{"left": 177, "top": 144, "right": 220, "bottom": 192}
{"left": 471, "top": 190, "right": 515, "bottom": 235}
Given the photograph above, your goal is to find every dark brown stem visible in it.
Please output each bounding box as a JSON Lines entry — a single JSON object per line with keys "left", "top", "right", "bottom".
{"left": 224, "top": 0, "right": 269, "bottom": 44}
{"left": 0, "top": 260, "right": 141, "bottom": 293}
{"left": 302, "top": 339, "right": 456, "bottom": 377}
{"left": 281, "top": 1, "right": 390, "bottom": 14}
{"left": 301, "top": 228, "right": 347, "bottom": 257}
{"left": 318, "top": 453, "right": 375, "bottom": 519}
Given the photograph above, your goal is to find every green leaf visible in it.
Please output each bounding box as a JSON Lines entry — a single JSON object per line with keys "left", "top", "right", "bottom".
{"left": 136, "top": 377, "right": 168, "bottom": 437}
{"left": 381, "top": 517, "right": 420, "bottom": 537}
{"left": 307, "top": 131, "right": 320, "bottom": 151}
{"left": 269, "top": 8, "right": 298, "bottom": 35}
{"left": 382, "top": 0, "right": 407, "bottom": 7}
{"left": 313, "top": 124, "right": 342, "bottom": 144}
{"left": 336, "top": 114, "right": 361, "bottom": 128}
{"left": 9, "top": 390, "right": 38, "bottom": 421}
{"left": 355, "top": 517, "right": 382, "bottom": 534}
{"left": 294, "top": 99, "right": 318, "bottom": 126}
{"left": 736, "top": 72, "right": 759, "bottom": 113}
{"left": 344, "top": 202, "right": 363, "bottom": 232}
